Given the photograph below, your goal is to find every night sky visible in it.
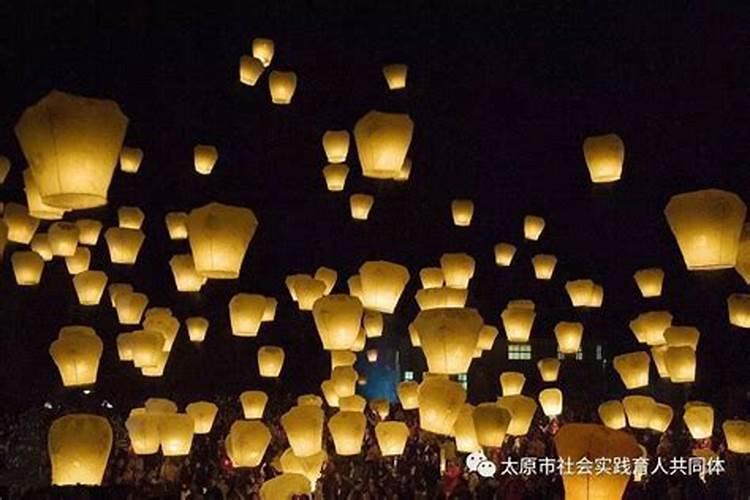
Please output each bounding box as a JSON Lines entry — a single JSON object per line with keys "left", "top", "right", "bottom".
{"left": 0, "top": 2, "right": 749, "bottom": 417}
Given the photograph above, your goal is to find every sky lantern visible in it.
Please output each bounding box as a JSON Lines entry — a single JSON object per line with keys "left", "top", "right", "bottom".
{"left": 140, "top": 348, "right": 168, "bottom": 378}
{"left": 229, "top": 293, "right": 267, "bottom": 337}
{"left": 0, "top": 155, "right": 9, "bottom": 182}
{"left": 476, "top": 325, "right": 499, "bottom": 351}
{"left": 226, "top": 420, "right": 271, "bottom": 467}
{"left": 322, "top": 130, "right": 350, "bottom": 163}
{"left": 252, "top": 38, "right": 274, "bottom": 67}
{"left": 613, "top": 351, "right": 651, "bottom": 389}
{"left": 297, "top": 394, "right": 323, "bottom": 407}
{"left": 285, "top": 274, "right": 308, "bottom": 301}
{"left": 501, "top": 300, "right": 536, "bottom": 343}
{"left": 623, "top": 395, "right": 656, "bottom": 429}
{"left": 187, "top": 202, "right": 258, "bottom": 279}
{"left": 554, "top": 424, "right": 640, "bottom": 500}
{"left": 75, "top": 219, "right": 102, "bottom": 245}
{"left": 239, "top": 55, "right": 264, "bottom": 85}
{"left": 471, "top": 403, "right": 510, "bottom": 448}
{"left": 582, "top": 133, "right": 625, "bottom": 183}
{"left": 73, "top": 270, "right": 108, "bottom": 305}
{"left": 554, "top": 322, "right": 583, "bottom": 354}
{"left": 193, "top": 145, "right": 218, "bottom": 175}
{"left": 666, "top": 346, "right": 696, "bottom": 383}
{"left": 169, "top": 254, "right": 207, "bottom": 292}
{"left": 375, "top": 421, "right": 409, "bottom": 456}
{"left": 451, "top": 199, "right": 474, "bottom": 226}
{"left": 125, "top": 412, "right": 160, "bottom": 455}
{"left": 418, "top": 378, "right": 466, "bottom": 435}
{"left": 629, "top": 311, "right": 673, "bottom": 345}
{"left": 648, "top": 403, "right": 673, "bottom": 433}
{"left": 281, "top": 405, "right": 324, "bottom": 458}
{"left": 328, "top": 411, "right": 366, "bottom": 456}
{"left": 4, "top": 203, "right": 39, "bottom": 244}
{"left": 278, "top": 449, "right": 327, "bottom": 491}
{"left": 292, "top": 276, "right": 327, "bottom": 310}
{"left": 104, "top": 227, "right": 145, "bottom": 264}
{"left": 49, "top": 326, "right": 103, "bottom": 387}
{"left": 48, "top": 414, "right": 112, "bottom": 486}
{"left": 537, "top": 358, "right": 561, "bottom": 382}
{"left": 349, "top": 193, "right": 374, "bottom": 220}
{"left": 185, "top": 402, "right": 218, "bottom": 434}
{"left": 116, "top": 333, "right": 135, "bottom": 361}
{"left": 723, "top": 420, "right": 750, "bottom": 454}
{"left": 354, "top": 110, "right": 414, "bottom": 179}
{"left": 370, "top": 398, "right": 390, "bottom": 419}
{"left": 452, "top": 404, "right": 480, "bottom": 453}
{"left": 119, "top": 146, "right": 143, "bottom": 173}
{"left": 415, "top": 287, "right": 468, "bottom": 310}
{"left": 351, "top": 329, "right": 367, "bottom": 353}
{"left": 539, "top": 388, "right": 563, "bottom": 417}
{"left": 313, "top": 294, "right": 363, "bottom": 350}
{"left": 413, "top": 307, "right": 483, "bottom": 374}
{"left": 397, "top": 381, "right": 419, "bottom": 410}
{"left": 117, "top": 206, "right": 144, "bottom": 229}
{"left": 268, "top": 70, "right": 297, "bottom": 104}
{"left": 531, "top": 254, "right": 557, "bottom": 280}
{"left": 129, "top": 330, "right": 164, "bottom": 369}
{"left": 262, "top": 297, "right": 277, "bottom": 322}
{"left": 494, "top": 243, "right": 516, "bottom": 267}
{"left": 339, "top": 395, "right": 366, "bottom": 412}
{"left": 65, "top": 247, "right": 91, "bottom": 274}
{"left": 320, "top": 380, "right": 340, "bottom": 407}
{"left": 15, "top": 91, "right": 128, "bottom": 209}
{"left": 497, "top": 395, "right": 537, "bottom": 436}
{"left": 330, "top": 350, "right": 357, "bottom": 369}
{"left": 48, "top": 222, "right": 79, "bottom": 256}
{"left": 259, "top": 474, "right": 312, "bottom": 500}
{"left": 523, "top": 215, "right": 545, "bottom": 241}
{"left": 650, "top": 345, "right": 670, "bottom": 378}
{"left": 664, "top": 326, "right": 700, "bottom": 349}
{"left": 240, "top": 391, "right": 268, "bottom": 419}
{"left": 347, "top": 274, "right": 363, "bottom": 301}
{"left": 664, "top": 189, "right": 746, "bottom": 270}
{"left": 142, "top": 314, "right": 180, "bottom": 352}
{"left": 107, "top": 283, "right": 132, "bottom": 307}
{"left": 366, "top": 349, "right": 378, "bottom": 363}
{"left": 727, "top": 293, "right": 750, "bottom": 328}
{"left": 165, "top": 212, "right": 188, "bottom": 240}
{"left": 116, "top": 292, "right": 149, "bottom": 325}
{"left": 322, "top": 163, "right": 350, "bottom": 192}
{"left": 31, "top": 234, "right": 53, "bottom": 261}
{"left": 12, "top": 251, "right": 44, "bottom": 285}
{"left": 363, "top": 311, "right": 383, "bottom": 338}
{"left": 24, "top": 169, "right": 67, "bottom": 220}
{"left": 683, "top": 402, "right": 714, "bottom": 439}
{"left": 633, "top": 268, "right": 664, "bottom": 297}
{"left": 358, "top": 260, "right": 410, "bottom": 313}
{"left": 499, "top": 372, "right": 526, "bottom": 396}
{"left": 186, "top": 317, "right": 209, "bottom": 342}
{"left": 314, "top": 266, "right": 337, "bottom": 295}
{"left": 440, "top": 253, "right": 475, "bottom": 289}
{"left": 382, "top": 64, "right": 408, "bottom": 90}
{"left": 258, "top": 346, "right": 285, "bottom": 378}
{"left": 419, "top": 267, "right": 444, "bottom": 289}
{"left": 158, "top": 414, "right": 194, "bottom": 456}
{"left": 145, "top": 398, "right": 178, "bottom": 416}
{"left": 331, "top": 366, "right": 358, "bottom": 398}
{"left": 598, "top": 400, "right": 627, "bottom": 430}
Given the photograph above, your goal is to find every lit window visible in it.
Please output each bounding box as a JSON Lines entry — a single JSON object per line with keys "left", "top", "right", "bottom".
{"left": 558, "top": 349, "right": 583, "bottom": 360}
{"left": 403, "top": 371, "right": 414, "bottom": 381}
{"left": 457, "top": 373, "right": 468, "bottom": 390}
{"left": 507, "top": 344, "right": 532, "bottom": 360}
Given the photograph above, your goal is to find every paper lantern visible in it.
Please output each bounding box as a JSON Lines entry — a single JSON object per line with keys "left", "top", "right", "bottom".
{"left": 12, "top": 251, "right": 44, "bottom": 285}
{"left": 583, "top": 133, "right": 625, "bottom": 183}
{"left": 117, "top": 206, "right": 144, "bottom": 230}
{"left": 284, "top": 274, "right": 307, "bottom": 301}
{"left": 281, "top": 406, "right": 324, "bottom": 458}
{"left": 31, "top": 234, "right": 53, "bottom": 261}
{"left": 650, "top": 345, "right": 670, "bottom": 378}
{"left": 226, "top": 420, "right": 271, "bottom": 467}
{"left": 330, "top": 350, "right": 357, "bottom": 370}
{"left": 321, "top": 163, "right": 350, "bottom": 192}
{"left": 439, "top": 253, "right": 475, "bottom": 289}
{"left": 229, "top": 293, "right": 267, "bottom": 337}
{"left": 414, "top": 308, "right": 483, "bottom": 374}
{"left": 140, "top": 349, "right": 168, "bottom": 378}
{"left": 312, "top": 266, "right": 337, "bottom": 295}
{"left": 452, "top": 404, "right": 480, "bottom": 453}
{"left": 4, "top": 203, "right": 39, "bottom": 244}
{"left": 268, "top": 71, "right": 297, "bottom": 104}
{"left": 539, "top": 388, "right": 563, "bottom": 417}
{"left": 238, "top": 391, "right": 267, "bottom": 420}
{"left": 664, "top": 189, "right": 746, "bottom": 270}
{"left": 494, "top": 243, "right": 516, "bottom": 267}
{"left": 537, "top": 358, "right": 561, "bottom": 382}
{"left": 473, "top": 403, "right": 511, "bottom": 447}
{"left": 292, "top": 276, "right": 327, "bottom": 310}
{"left": 362, "top": 311, "right": 383, "bottom": 339}
{"left": 145, "top": 398, "right": 178, "bottom": 416}
{"left": 394, "top": 157, "right": 412, "bottom": 181}
{"left": 193, "top": 144, "right": 218, "bottom": 175}
{"left": 49, "top": 326, "right": 103, "bottom": 387}
{"left": 322, "top": 130, "right": 350, "bottom": 163}
{"left": 496, "top": 395, "right": 537, "bottom": 436}
{"left": 168, "top": 254, "right": 206, "bottom": 292}
{"left": 312, "top": 294, "right": 363, "bottom": 350}
{"left": 320, "top": 380, "right": 340, "bottom": 407}
{"left": 349, "top": 193, "right": 374, "bottom": 220}
{"left": 75, "top": 219, "right": 102, "bottom": 245}
{"left": 613, "top": 351, "right": 650, "bottom": 389}
{"left": 0, "top": 155, "right": 9, "bottom": 183}
{"left": 15, "top": 91, "right": 128, "bottom": 209}
{"left": 65, "top": 247, "right": 91, "bottom": 274}
{"left": 129, "top": 330, "right": 164, "bottom": 368}
{"left": 369, "top": 398, "right": 390, "bottom": 420}
{"left": 297, "top": 394, "right": 323, "bottom": 407}
{"left": 347, "top": 274, "right": 363, "bottom": 301}
{"left": 125, "top": 412, "right": 160, "bottom": 455}
{"left": 565, "top": 279, "right": 593, "bottom": 307}
{"left": 648, "top": 403, "right": 673, "bottom": 433}
{"left": 73, "top": 270, "right": 108, "bottom": 305}
{"left": 339, "top": 395, "right": 366, "bottom": 413}
{"left": 683, "top": 402, "right": 714, "bottom": 439}
{"left": 252, "top": 38, "right": 274, "bottom": 67}
{"left": 328, "top": 411, "right": 366, "bottom": 456}
{"left": 115, "top": 292, "right": 148, "bottom": 325}
{"left": 499, "top": 372, "right": 526, "bottom": 396}
{"left": 415, "top": 287, "right": 468, "bottom": 310}
{"left": 354, "top": 110, "right": 414, "bottom": 179}
{"left": 115, "top": 333, "right": 134, "bottom": 361}
{"left": 554, "top": 424, "right": 640, "bottom": 500}
{"left": 554, "top": 322, "right": 583, "bottom": 354}
{"left": 107, "top": 283, "right": 132, "bottom": 307}
{"left": 665, "top": 346, "right": 696, "bottom": 383}
{"left": 49, "top": 222, "right": 79, "bottom": 256}
{"left": 358, "top": 260, "right": 410, "bottom": 313}
{"left": 532, "top": 254, "right": 557, "bottom": 280}
{"left": 366, "top": 349, "right": 378, "bottom": 363}
{"left": 239, "top": 55, "right": 264, "bottom": 85}
{"left": 623, "top": 395, "right": 655, "bottom": 429}
{"left": 104, "top": 228, "right": 144, "bottom": 264}
{"left": 419, "top": 267, "right": 444, "bottom": 289}
{"left": 664, "top": 326, "right": 700, "bottom": 349}
{"left": 723, "top": 420, "right": 750, "bottom": 454}
{"left": 397, "top": 381, "right": 419, "bottom": 410}
{"left": 728, "top": 293, "right": 750, "bottom": 328}
{"left": 633, "top": 268, "right": 664, "bottom": 298}
{"left": 119, "top": 146, "right": 143, "bottom": 173}
{"left": 524, "top": 215, "right": 545, "bottom": 241}
{"left": 23, "top": 169, "right": 67, "bottom": 220}
{"left": 375, "top": 421, "right": 409, "bottom": 456}
{"left": 278, "top": 449, "right": 326, "bottom": 490}
{"left": 382, "top": 64, "right": 408, "bottom": 90}
{"left": 418, "top": 378, "right": 466, "bottom": 435}
{"left": 629, "top": 311, "right": 673, "bottom": 345}
{"left": 48, "top": 414, "right": 112, "bottom": 486}
{"left": 331, "top": 366, "right": 358, "bottom": 398}
{"left": 598, "top": 400, "right": 627, "bottom": 430}
{"left": 501, "top": 300, "right": 536, "bottom": 343}
{"left": 476, "top": 325, "right": 499, "bottom": 351}
{"left": 187, "top": 202, "right": 258, "bottom": 279}
{"left": 158, "top": 414, "right": 194, "bottom": 456}
{"left": 185, "top": 402, "right": 218, "bottom": 434}
{"left": 257, "top": 346, "right": 285, "bottom": 378}
{"left": 164, "top": 212, "right": 188, "bottom": 240}
{"left": 142, "top": 314, "right": 179, "bottom": 352}
{"left": 259, "top": 473, "right": 311, "bottom": 500}
{"left": 186, "top": 317, "right": 209, "bottom": 342}
{"left": 451, "top": 199, "right": 474, "bottom": 227}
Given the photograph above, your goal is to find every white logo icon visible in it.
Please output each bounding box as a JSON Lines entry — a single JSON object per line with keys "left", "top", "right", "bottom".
{"left": 466, "top": 451, "right": 497, "bottom": 478}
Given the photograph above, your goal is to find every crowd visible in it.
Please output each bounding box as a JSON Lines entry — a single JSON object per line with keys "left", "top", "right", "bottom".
{"left": 0, "top": 394, "right": 748, "bottom": 499}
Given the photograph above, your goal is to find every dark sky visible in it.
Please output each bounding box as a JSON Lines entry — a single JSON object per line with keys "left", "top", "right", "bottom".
{"left": 0, "top": 1, "right": 749, "bottom": 415}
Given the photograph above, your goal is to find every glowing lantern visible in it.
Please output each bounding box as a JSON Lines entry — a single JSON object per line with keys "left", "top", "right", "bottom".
{"left": 629, "top": 311, "right": 673, "bottom": 345}
{"left": 539, "top": 388, "right": 563, "bottom": 417}
{"left": 117, "top": 206, "right": 144, "bottom": 230}
{"left": 613, "top": 351, "right": 650, "bottom": 389}
{"left": 75, "top": 219, "right": 102, "bottom": 245}
{"left": 330, "top": 350, "right": 357, "bottom": 369}
{"left": 723, "top": 420, "right": 750, "bottom": 453}
{"left": 292, "top": 276, "right": 327, "bottom": 310}
{"left": 104, "top": 228, "right": 144, "bottom": 264}
{"left": 297, "top": 394, "right": 323, "bottom": 407}
{"left": 347, "top": 275, "right": 363, "bottom": 301}
{"left": 116, "top": 292, "right": 148, "bottom": 325}
{"left": 415, "top": 287, "right": 468, "bottom": 310}
{"left": 268, "top": 71, "right": 297, "bottom": 104}
{"left": 164, "top": 212, "right": 188, "bottom": 240}
{"left": 354, "top": 110, "right": 414, "bottom": 179}
{"left": 322, "top": 130, "right": 350, "bottom": 163}
{"left": 49, "top": 222, "right": 79, "bottom": 256}
{"left": 145, "top": 399, "right": 177, "bottom": 415}
{"left": 239, "top": 391, "right": 267, "bottom": 420}
{"left": 397, "top": 381, "right": 419, "bottom": 410}
{"left": 239, "top": 55, "right": 264, "bottom": 85}
{"left": 193, "top": 145, "right": 218, "bottom": 175}
{"left": 322, "top": 164, "right": 349, "bottom": 192}
{"left": 116, "top": 333, "right": 134, "bottom": 361}
{"left": 648, "top": 403, "right": 673, "bottom": 433}
{"left": 24, "top": 169, "right": 67, "bottom": 220}
{"left": 501, "top": 300, "right": 536, "bottom": 343}
{"left": 11, "top": 251, "right": 44, "bottom": 285}
{"left": 4, "top": 203, "right": 39, "bottom": 244}
{"left": 31, "top": 234, "right": 53, "bottom": 261}
{"left": 665, "top": 346, "right": 696, "bottom": 383}
{"left": 49, "top": 326, "right": 103, "bottom": 387}
{"left": 328, "top": 411, "right": 366, "bottom": 456}
{"left": 142, "top": 315, "right": 180, "bottom": 352}
{"left": 633, "top": 268, "right": 664, "bottom": 297}
{"left": 497, "top": 395, "right": 537, "bottom": 436}
{"left": 281, "top": 406, "right": 324, "bottom": 458}
{"left": 599, "top": 400, "right": 627, "bottom": 430}
{"left": 229, "top": 293, "right": 267, "bottom": 337}
{"left": 664, "top": 326, "right": 700, "bottom": 349}
{"left": 362, "top": 311, "right": 383, "bottom": 338}
{"left": 313, "top": 294, "right": 363, "bottom": 350}
{"left": 382, "top": 64, "right": 408, "bottom": 90}
{"left": 107, "top": 283, "right": 132, "bottom": 307}
{"left": 331, "top": 366, "right": 358, "bottom": 397}
{"left": 349, "top": 193, "right": 374, "bottom": 220}
{"left": 119, "top": 146, "right": 143, "bottom": 173}
{"left": 366, "top": 349, "right": 378, "bottom": 363}
{"left": 257, "top": 346, "right": 284, "bottom": 378}
{"left": 499, "top": 372, "right": 526, "bottom": 396}
{"left": 320, "top": 380, "right": 340, "bottom": 407}
{"left": 226, "top": 420, "right": 271, "bottom": 467}
{"left": 477, "top": 325, "right": 499, "bottom": 351}
{"left": 523, "top": 215, "right": 545, "bottom": 241}
{"left": 451, "top": 199, "right": 474, "bottom": 226}
{"left": 313, "top": 266, "right": 337, "bottom": 295}
{"left": 186, "top": 317, "right": 209, "bottom": 342}
{"left": 439, "top": 253, "right": 475, "bottom": 289}
{"left": 252, "top": 38, "right": 274, "bottom": 67}
{"left": 262, "top": 297, "right": 277, "bottom": 322}
{"left": 187, "top": 202, "right": 258, "bottom": 279}
{"left": 537, "top": 358, "right": 561, "bottom": 382}
{"left": 169, "top": 254, "right": 206, "bottom": 292}
{"left": 370, "top": 399, "right": 389, "bottom": 420}
{"left": 418, "top": 378, "right": 466, "bottom": 435}
{"left": 125, "top": 412, "right": 159, "bottom": 455}
{"left": 414, "top": 307, "right": 483, "bottom": 374}
{"left": 48, "top": 414, "right": 112, "bottom": 486}
{"left": 419, "top": 267, "right": 444, "bottom": 289}
{"left": 158, "top": 414, "right": 194, "bottom": 456}
{"left": 375, "top": 421, "right": 409, "bottom": 456}
{"left": 728, "top": 293, "right": 750, "bottom": 327}
{"left": 650, "top": 345, "right": 670, "bottom": 378}
{"left": 129, "top": 330, "right": 164, "bottom": 368}
{"left": 73, "top": 270, "right": 108, "bottom": 305}
{"left": 185, "top": 402, "right": 217, "bottom": 434}
{"left": 0, "top": 156, "right": 9, "bottom": 182}
{"left": 565, "top": 279, "right": 593, "bottom": 307}
{"left": 452, "top": 404, "right": 480, "bottom": 453}
{"left": 623, "top": 395, "right": 655, "bottom": 429}
{"left": 494, "top": 243, "right": 516, "bottom": 267}
{"left": 15, "top": 91, "right": 128, "bottom": 209}
{"left": 278, "top": 449, "right": 326, "bottom": 490}
{"left": 473, "top": 403, "right": 511, "bottom": 447}
{"left": 664, "top": 189, "right": 746, "bottom": 270}
{"left": 554, "top": 424, "right": 640, "bottom": 500}
{"left": 259, "top": 473, "right": 311, "bottom": 500}
{"left": 683, "top": 402, "right": 714, "bottom": 439}
{"left": 583, "top": 133, "right": 624, "bottom": 183}
{"left": 532, "top": 254, "right": 557, "bottom": 280}
{"left": 554, "top": 322, "right": 583, "bottom": 354}
{"left": 358, "top": 260, "right": 410, "bottom": 313}
{"left": 65, "top": 247, "right": 91, "bottom": 274}
{"left": 339, "top": 395, "right": 366, "bottom": 413}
